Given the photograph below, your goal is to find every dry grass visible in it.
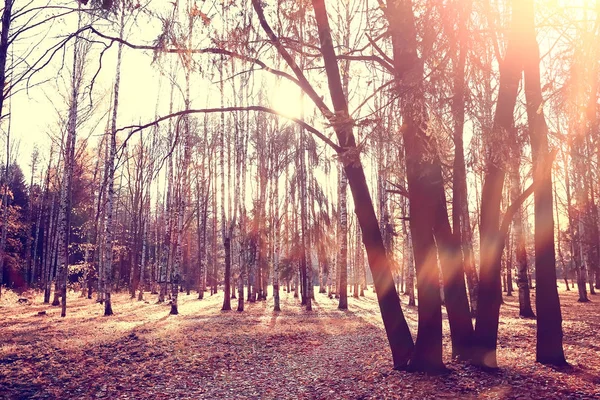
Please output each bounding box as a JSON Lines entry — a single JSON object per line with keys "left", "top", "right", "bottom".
{"left": 0, "top": 284, "right": 598, "bottom": 399}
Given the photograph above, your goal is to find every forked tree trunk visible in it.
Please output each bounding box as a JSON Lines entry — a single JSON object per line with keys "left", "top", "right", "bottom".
{"left": 473, "top": 0, "right": 525, "bottom": 368}
{"left": 385, "top": 0, "right": 473, "bottom": 370}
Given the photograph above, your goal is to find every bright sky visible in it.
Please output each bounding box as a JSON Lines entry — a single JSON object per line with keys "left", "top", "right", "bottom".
{"left": 7, "top": 0, "right": 322, "bottom": 185}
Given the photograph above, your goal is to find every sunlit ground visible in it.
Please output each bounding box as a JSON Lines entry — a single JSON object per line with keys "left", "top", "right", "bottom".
{"left": 0, "top": 284, "right": 599, "bottom": 399}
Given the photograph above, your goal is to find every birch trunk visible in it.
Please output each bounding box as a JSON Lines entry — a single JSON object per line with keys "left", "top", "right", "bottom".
{"left": 273, "top": 153, "right": 281, "bottom": 311}
{"left": 337, "top": 167, "right": 348, "bottom": 310}
{"left": 103, "top": 6, "right": 125, "bottom": 316}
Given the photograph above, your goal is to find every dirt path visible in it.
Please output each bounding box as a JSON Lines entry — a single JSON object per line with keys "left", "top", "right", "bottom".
{"left": 0, "top": 286, "right": 598, "bottom": 399}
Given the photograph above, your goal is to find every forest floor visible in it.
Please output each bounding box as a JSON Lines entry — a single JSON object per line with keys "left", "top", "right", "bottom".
{"left": 0, "top": 284, "right": 599, "bottom": 400}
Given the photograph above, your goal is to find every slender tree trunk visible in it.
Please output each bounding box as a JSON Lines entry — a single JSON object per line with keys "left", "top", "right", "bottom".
{"left": 103, "top": 6, "right": 125, "bottom": 316}
{"left": 25, "top": 153, "right": 37, "bottom": 285}
{"left": 506, "top": 239, "right": 513, "bottom": 296}
{"left": 273, "top": 161, "right": 280, "bottom": 311}
{"left": 197, "top": 165, "right": 209, "bottom": 300}
{"left": 0, "top": 0, "right": 13, "bottom": 301}
{"left": 564, "top": 147, "right": 587, "bottom": 302}
{"left": 354, "top": 222, "right": 361, "bottom": 299}
{"left": 450, "top": 4, "right": 479, "bottom": 316}
{"left": 32, "top": 167, "right": 46, "bottom": 287}
{"left": 44, "top": 187, "right": 58, "bottom": 304}
{"left": 510, "top": 147, "right": 535, "bottom": 318}
{"left": 338, "top": 167, "right": 348, "bottom": 310}
{"left": 138, "top": 216, "right": 146, "bottom": 301}
{"left": 56, "top": 9, "right": 86, "bottom": 317}
{"left": 236, "top": 98, "right": 247, "bottom": 309}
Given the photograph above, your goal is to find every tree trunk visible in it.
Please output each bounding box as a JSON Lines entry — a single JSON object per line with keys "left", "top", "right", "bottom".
{"left": 510, "top": 145, "right": 535, "bottom": 318}
{"left": 309, "top": 0, "right": 414, "bottom": 368}
{"left": 273, "top": 162, "right": 281, "bottom": 311}
{"left": 338, "top": 167, "right": 348, "bottom": 310}
{"left": 521, "top": 0, "right": 566, "bottom": 365}
{"left": 474, "top": 1, "right": 523, "bottom": 368}
{"left": 385, "top": 0, "right": 474, "bottom": 371}
{"left": 450, "top": 0, "right": 479, "bottom": 318}
{"left": 0, "top": 0, "right": 13, "bottom": 301}
{"left": 103, "top": 6, "right": 125, "bottom": 317}
{"left": 138, "top": 216, "right": 146, "bottom": 301}
{"left": 56, "top": 9, "right": 85, "bottom": 317}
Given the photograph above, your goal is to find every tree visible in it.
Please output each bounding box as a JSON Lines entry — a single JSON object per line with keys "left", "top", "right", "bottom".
{"left": 472, "top": 0, "right": 526, "bottom": 368}
{"left": 509, "top": 133, "right": 535, "bottom": 318}
{"left": 521, "top": 0, "right": 566, "bottom": 366}
{"left": 0, "top": 0, "right": 13, "bottom": 301}
{"left": 304, "top": 0, "right": 415, "bottom": 368}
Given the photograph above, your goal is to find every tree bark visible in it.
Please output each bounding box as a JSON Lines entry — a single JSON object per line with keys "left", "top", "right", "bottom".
{"left": 338, "top": 167, "right": 348, "bottom": 310}
{"left": 474, "top": 0, "right": 524, "bottom": 368}
{"left": 103, "top": 5, "right": 125, "bottom": 316}
{"left": 521, "top": 0, "right": 567, "bottom": 365}
{"left": 308, "top": 0, "right": 414, "bottom": 369}
{"left": 0, "top": 0, "right": 13, "bottom": 301}
{"left": 510, "top": 143, "right": 535, "bottom": 318}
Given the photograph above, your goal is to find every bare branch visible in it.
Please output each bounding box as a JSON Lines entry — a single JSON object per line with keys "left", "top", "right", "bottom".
{"left": 85, "top": 26, "right": 303, "bottom": 87}
{"left": 250, "top": 0, "right": 335, "bottom": 120}
{"left": 499, "top": 149, "right": 559, "bottom": 242}
{"left": 115, "top": 106, "right": 342, "bottom": 154}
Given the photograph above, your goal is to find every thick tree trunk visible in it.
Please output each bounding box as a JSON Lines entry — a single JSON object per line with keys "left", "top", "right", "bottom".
{"left": 521, "top": 0, "right": 566, "bottom": 365}
{"left": 385, "top": 0, "right": 473, "bottom": 370}
{"left": 407, "top": 178, "right": 443, "bottom": 371}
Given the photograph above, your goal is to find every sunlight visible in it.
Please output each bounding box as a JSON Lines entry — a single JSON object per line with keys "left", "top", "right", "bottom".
{"left": 270, "top": 79, "right": 303, "bottom": 120}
